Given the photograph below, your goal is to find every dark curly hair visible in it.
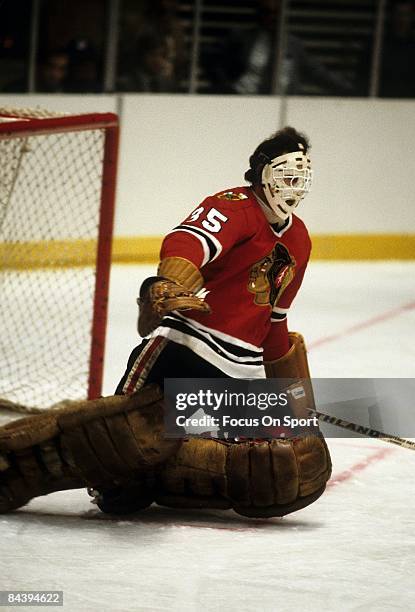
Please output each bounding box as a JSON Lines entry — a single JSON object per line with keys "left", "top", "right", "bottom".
{"left": 245, "top": 126, "right": 310, "bottom": 185}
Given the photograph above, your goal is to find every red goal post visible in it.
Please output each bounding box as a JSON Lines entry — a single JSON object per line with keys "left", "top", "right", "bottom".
{"left": 0, "top": 108, "right": 119, "bottom": 408}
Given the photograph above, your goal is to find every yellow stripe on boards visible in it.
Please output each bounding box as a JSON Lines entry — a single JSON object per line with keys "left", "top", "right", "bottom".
{"left": 112, "top": 235, "right": 415, "bottom": 263}
{"left": 0, "top": 239, "right": 99, "bottom": 269}
{"left": 113, "top": 237, "right": 162, "bottom": 264}
{"left": 310, "top": 235, "right": 415, "bottom": 260}
{"left": 1, "top": 235, "right": 414, "bottom": 270}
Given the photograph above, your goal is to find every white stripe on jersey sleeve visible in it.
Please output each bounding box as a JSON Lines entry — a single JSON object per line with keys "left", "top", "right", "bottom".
{"left": 167, "top": 228, "right": 211, "bottom": 266}
{"left": 272, "top": 306, "right": 289, "bottom": 315}
{"left": 271, "top": 305, "right": 289, "bottom": 323}
{"left": 166, "top": 225, "right": 223, "bottom": 266}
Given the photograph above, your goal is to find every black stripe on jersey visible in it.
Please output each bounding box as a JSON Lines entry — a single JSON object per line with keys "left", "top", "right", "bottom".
{"left": 172, "top": 224, "right": 218, "bottom": 262}
{"left": 160, "top": 315, "right": 263, "bottom": 364}
{"left": 171, "top": 312, "right": 262, "bottom": 358}
{"left": 271, "top": 312, "right": 287, "bottom": 321}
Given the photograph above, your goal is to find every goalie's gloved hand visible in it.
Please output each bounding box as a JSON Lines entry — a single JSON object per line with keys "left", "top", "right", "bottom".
{"left": 150, "top": 278, "right": 210, "bottom": 317}
{"left": 137, "top": 277, "right": 210, "bottom": 337}
{"left": 137, "top": 256, "right": 211, "bottom": 337}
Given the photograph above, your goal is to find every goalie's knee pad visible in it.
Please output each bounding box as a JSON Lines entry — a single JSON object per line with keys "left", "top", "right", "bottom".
{"left": 153, "top": 434, "right": 331, "bottom": 518}
{"left": 0, "top": 385, "right": 180, "bottom": 513}
{"left": 265, "top": 331, "right": 312, "bottom": 380}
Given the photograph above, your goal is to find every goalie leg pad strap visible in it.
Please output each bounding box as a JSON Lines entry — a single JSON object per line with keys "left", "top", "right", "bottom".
{"left": 0, "top": 385, "right": 180, "bottom": 513}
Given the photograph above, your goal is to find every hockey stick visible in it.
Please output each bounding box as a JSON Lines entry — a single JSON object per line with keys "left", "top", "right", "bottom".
{"left": 2, "top": 395, "right": 414, "bottom": 451}
{"left": 308, "top": 407, "right": 415, "bottom": 451}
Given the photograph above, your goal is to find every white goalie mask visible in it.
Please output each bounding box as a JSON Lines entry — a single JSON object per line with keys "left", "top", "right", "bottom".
{"left": 261, "top": 149, "right": 313, "bottom": 221}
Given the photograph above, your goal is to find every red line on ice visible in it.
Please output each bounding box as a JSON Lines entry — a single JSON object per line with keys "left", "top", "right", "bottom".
{"left": 327, "top": 446, "right": 395, "bottom": 488}
{"left": 309, "top": 300, "right": 415, "bottom": 350}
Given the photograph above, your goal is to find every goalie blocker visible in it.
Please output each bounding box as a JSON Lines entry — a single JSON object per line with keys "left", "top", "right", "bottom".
{"left": 0, "top": 331, "right": 331, "bottom": 517}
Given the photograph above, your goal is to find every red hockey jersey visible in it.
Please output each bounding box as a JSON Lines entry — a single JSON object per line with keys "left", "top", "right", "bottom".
{"left": 153, "top": 186, "right": 311, "bottom": 377}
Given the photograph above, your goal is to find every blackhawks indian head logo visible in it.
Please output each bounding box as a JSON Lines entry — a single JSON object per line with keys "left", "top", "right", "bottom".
{"left": 248, "top": 243, "right": 295, "bottom": 306}
{"left": 217, "top": 191, "right": 248, "bottom": 201}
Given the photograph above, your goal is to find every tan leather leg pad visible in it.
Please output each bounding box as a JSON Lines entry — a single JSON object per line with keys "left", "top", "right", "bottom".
{"left": 154, "top": 434, "right": 332, "bottom": 518}
{"left": 0, "top": 385, "right": 181, "bottom": 513}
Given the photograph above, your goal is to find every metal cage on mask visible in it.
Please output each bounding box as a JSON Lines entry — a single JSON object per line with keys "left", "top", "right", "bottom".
{"left": 261, "top": 149, "right": 313, "bottom": 221}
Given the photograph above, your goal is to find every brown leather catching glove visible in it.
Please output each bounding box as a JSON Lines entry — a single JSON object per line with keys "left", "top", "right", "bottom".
{"left": 138, "top": 257, "right": 211, "bottom": 337}
{"left": 149, "top": 279, "right": 210, "bottom": 318}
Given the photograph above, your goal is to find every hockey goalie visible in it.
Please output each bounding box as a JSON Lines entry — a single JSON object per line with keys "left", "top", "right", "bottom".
{"left": 0, "top": 126, "right": 331, "bottom": 518}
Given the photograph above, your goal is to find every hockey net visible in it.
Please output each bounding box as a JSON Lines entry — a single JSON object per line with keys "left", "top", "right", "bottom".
{"left": 0, "top": 107, "right": 118, "bottom": 410}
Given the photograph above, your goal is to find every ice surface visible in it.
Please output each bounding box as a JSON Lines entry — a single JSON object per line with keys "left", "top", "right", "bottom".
{"left": 1, "top": 262, "right": 415, "bottom": 611}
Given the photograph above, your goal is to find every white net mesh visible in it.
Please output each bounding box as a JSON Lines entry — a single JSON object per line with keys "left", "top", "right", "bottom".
{"left": 0, "top": 108, "right": 112, "bottom": 409}
{"left": 0, "top": 106, "right": 67, "bottom": 119}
